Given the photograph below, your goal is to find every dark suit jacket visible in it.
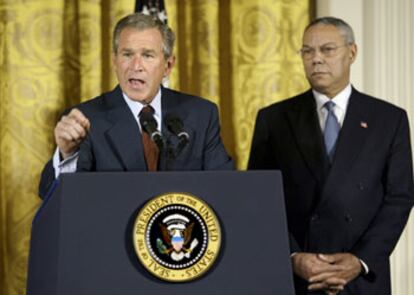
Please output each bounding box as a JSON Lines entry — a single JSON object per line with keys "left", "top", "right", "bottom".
{"left": 248, "top": 88, "right": 413, "bottom": 295}
{"left": 39, "top": 85, "right": 233, "bottom": 198}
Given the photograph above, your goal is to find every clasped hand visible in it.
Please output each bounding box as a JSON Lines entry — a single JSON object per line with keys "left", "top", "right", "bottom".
{"left": 292, "top": 252, "right": 362, "bottom": 294}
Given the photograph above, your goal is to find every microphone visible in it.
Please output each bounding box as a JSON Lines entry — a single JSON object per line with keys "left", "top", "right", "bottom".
{"left": 139, "top": 112, "right": 164, "bottom": 150}
{"left": 165, "top": 114, "right": 189, "bottom": 155}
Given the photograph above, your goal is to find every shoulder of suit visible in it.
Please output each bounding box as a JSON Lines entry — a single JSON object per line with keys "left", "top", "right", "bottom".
{"left": 258, "top": 89, "right": 313, "bottom": 114}
{"left": 65, "top": 86, "right": 123, "bottom": 116}
{"left": 352, "top": 89, "right": 407, "bottom": 116}
{"left": 162, "top": 87, "right": 217, "bottom": 109}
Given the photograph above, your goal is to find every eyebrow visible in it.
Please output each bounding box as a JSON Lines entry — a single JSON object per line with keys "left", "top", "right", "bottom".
{"left": 142, "top": 48, "right": 157, "bottom": 54}
{"left": 119, "top": 48, "right": 134, "bottom": 53}
{"left": 302, "top": 42, "right": 338, "bottom": 48}
{"left": 119, "top": 48, "right": 158, "bottom": 54}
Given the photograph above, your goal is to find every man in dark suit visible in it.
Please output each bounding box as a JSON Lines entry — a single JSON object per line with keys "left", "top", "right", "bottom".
{"left": 39, "top": 13, "right": 233, "bottom": 199}
{"left": 248, "top": 17, "right": 413, "bottom": 294}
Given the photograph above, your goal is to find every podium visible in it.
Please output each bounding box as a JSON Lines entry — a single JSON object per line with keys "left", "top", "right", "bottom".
{"left": 27, "top": 171, "right": 295, "bottom": 295}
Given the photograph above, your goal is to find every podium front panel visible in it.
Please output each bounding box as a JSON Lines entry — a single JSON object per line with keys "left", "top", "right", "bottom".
{"left": 28, "top": 171, "right": 294, "bottom": 295}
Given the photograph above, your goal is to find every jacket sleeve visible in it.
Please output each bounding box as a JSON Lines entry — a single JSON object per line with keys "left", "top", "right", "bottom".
{"left": 38, "top": 160, "right": 56, "bottom": 199}
{"left": 350, "top": 110, "right": 414, "bottom": 273}
{"left": 248, "top": 109, "right": 277, "bottom": 169}
{"left": 202, "top": 103, "right": 234, "bottom": 170}
{"left": 248, "top": 109, "right": 303, "bottom": 254}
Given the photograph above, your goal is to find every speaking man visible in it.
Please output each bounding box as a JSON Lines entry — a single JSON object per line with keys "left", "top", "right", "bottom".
{"left": 39, "top": 13, "right": 233, "bottom": 198}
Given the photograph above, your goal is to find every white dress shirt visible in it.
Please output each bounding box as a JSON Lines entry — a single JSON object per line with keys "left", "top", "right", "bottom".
{"left": 313, "top": 83, "right": 351, "bottom": 131}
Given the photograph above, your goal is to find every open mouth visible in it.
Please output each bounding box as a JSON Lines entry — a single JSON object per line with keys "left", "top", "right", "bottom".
{"left": 129, "top": 78, "right": 145, "bottom": 88}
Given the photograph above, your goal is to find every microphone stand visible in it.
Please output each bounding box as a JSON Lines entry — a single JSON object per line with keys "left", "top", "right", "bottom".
{"left": 162, "top": 137, "right": 175, "bottom": 171}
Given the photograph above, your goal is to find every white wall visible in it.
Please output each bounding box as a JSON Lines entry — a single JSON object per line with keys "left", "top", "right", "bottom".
{"left": 316, "top": 0, "right": 364, "bottom": 91}
{"left": 316, "top": 1, "right": 414, "bottom": 294}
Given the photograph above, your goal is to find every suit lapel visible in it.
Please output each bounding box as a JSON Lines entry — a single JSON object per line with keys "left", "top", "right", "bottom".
{"left": 322, "top": 89, "right": 371, "bottom": 201}
{"left": 286, "top": 91, "right": 329, "bottom": 185}
{"left": 103, "top": 87, "right": 147, "bottom": 171}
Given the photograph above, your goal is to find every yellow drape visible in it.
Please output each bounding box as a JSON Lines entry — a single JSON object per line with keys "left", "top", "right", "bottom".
{"left": 166, "top": 0, "right": 311, "bottom": 167}
{"left": 0, "top": 1, "right": 310, "bottom": 294}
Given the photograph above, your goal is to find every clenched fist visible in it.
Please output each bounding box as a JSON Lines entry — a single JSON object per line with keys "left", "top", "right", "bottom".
{"left": 54, "top": 108, "right": 90, "bottom": 159}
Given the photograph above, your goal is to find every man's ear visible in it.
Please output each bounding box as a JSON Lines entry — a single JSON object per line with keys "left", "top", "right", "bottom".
{"left": 164, "top": 55, "right": 176, "bottom": 77}
{"left": 350, "top": 43, "right": 357, "bottom": 63}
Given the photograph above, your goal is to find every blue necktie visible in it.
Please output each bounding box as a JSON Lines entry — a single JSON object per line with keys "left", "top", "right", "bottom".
{"left": 324, "top": 101, "right": 340, "bottom": 162}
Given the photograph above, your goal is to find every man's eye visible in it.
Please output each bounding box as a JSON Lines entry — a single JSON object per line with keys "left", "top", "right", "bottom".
{"left": 321, "top": 47, "right": 336, "bottom": 54}
{"left": 123, "top": 52, "right": 132, "bottom": 57}
{"left": 300, "top": 48, "right": 314, "bottom": 57}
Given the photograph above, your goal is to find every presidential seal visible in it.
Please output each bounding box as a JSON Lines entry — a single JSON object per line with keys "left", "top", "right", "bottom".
{"left": 132, "top": 192, "right": 221, "bottom": 282}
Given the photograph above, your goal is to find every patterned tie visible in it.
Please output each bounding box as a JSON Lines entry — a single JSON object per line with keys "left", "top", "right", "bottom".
{"left": 139, "top": 105, "right": 159, "bottom": 171}
{"left": 323, "top": 101, "right": 340, "bottom": 162}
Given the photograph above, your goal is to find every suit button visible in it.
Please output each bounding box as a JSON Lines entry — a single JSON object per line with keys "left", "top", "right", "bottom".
{"left": 311, "top": 214, "right": 319, "bottom": 222}
{"left": 345, "top": 214, "right": 353, "bottom": 223}
{"left": 358, "top": 183, "right": 364, "bottom": 190}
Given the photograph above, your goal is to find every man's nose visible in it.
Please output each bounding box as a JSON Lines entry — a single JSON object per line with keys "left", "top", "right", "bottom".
{"left": 132, "top": 56, "right": 143, "bottom": 70}
{"left": 311, "top": 49, "right": 324, "bottom": 64}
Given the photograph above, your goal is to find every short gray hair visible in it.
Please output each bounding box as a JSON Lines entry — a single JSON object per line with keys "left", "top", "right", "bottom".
{"left": 305, "top": 16, "right": 355, "bottom": 44}
{"left": 112, "top": 13, "right": 175, "bottom": 59}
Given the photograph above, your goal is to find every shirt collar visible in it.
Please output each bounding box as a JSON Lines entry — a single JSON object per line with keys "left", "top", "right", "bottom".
{"left": 122, "top": 87, "right": 162, "bottom": 120}
{"left": 313, "top": 84, "right": 352, "bottom": 113}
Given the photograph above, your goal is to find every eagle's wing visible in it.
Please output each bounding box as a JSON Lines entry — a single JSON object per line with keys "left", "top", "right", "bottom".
{"left": 159, "top": 223, "right": 171, "bottom": 245}
{"left": 183, "top": 223, "right": 194, "bottom": 245}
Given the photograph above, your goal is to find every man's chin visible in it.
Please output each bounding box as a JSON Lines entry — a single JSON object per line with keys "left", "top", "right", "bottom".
{"left": 129, "top": 96, "right": 150, "bottom": 103}
{"left": 123, "top": 89, "right": 151, "bottom": 103}
{"left": 310, "top": 80, "right": 330, "bottom": 92}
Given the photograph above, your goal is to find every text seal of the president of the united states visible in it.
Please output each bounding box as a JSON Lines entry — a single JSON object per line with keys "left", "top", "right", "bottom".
{"left": 133, "top": 192, "right": 221, "bottom": 282}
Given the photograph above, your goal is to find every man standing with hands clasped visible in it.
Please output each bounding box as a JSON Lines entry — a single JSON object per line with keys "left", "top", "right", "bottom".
{"left": 39, "top": 13, "right": 233, "bottom": 199}
{"left": 248, "top": 17, "right": 413, "bottom": 294}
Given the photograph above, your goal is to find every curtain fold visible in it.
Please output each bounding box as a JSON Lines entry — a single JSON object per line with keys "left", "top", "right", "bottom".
{"left": 166, "top": 0, "right": 310, "bottom": 166}
{"left": 0, "top": 1, "right": 310, "bottom": 294}
{"left": 0, "top": 1, "right": 134, "bottom": 294}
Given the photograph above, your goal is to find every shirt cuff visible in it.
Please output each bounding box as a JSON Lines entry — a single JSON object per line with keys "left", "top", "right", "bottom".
{"left": 52, "top": 148, "right": 78, "bottom": 178}
{"left": 359, "top": 258, "right": 369, "bottom": 275}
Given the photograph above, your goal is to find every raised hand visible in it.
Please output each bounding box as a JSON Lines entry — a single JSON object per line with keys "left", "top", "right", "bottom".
{"left": 54, "top": 108, "right": 90, "bottom": 159}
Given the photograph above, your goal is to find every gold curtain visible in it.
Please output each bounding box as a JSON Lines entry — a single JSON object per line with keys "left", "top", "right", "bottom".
{"left": 0, "top": 1, "right": 311, "bottom": 294}
{"left": 166, "top": 0, "right": 311, "bottom": 167}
